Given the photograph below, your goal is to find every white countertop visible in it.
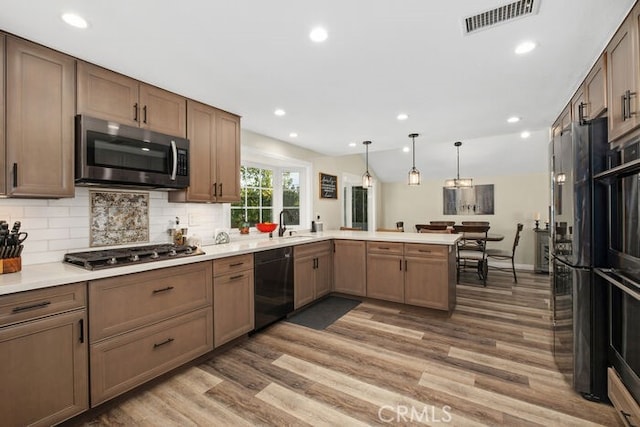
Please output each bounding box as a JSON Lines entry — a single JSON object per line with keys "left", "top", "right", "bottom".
{"left": 0, "top": 230, "right": 459, "bottom": 296}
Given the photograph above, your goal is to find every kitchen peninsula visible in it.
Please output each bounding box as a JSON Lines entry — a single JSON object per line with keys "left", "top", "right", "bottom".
{"left": 0, "top": 230, "right": 459, "bottom": 426}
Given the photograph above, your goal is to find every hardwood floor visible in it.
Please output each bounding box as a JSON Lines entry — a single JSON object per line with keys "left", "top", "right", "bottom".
{"left": 81, "top": 270, "right": 622, "bottom": 426}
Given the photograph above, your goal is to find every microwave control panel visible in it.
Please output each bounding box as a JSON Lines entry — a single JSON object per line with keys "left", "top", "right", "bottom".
{"left": 177, "top": 149, "right": 188, "bottom": 176}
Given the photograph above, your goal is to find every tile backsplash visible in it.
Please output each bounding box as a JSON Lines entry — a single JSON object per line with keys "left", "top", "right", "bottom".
{"left": 0, "top": 187, "right": 225, "bottom": 265}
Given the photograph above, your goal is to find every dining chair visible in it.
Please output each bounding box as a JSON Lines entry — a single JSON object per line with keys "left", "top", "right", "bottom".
{"left": 453, "top": 224, "right": 490, "bottom": 286}
{"left": 486, "top": 223, "right": 524, "bottom": 283}
{"left": 340, "top": 226, "right": 363, "bottom": 231}
{"left": 418, "top": 229, "right": 452, "bottom": 234}
{"left": 429, "top": 221, "right": 455, "bottom": 227}
{"left": 416, "top": 224, "right": 448, "bottom": 232}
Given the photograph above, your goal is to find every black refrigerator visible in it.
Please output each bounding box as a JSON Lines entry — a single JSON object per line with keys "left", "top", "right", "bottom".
{"left": 550, "top": 117, "right": 608, "bottom": 401}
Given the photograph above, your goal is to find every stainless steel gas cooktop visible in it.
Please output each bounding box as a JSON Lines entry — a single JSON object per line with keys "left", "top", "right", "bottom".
{"left": 64, "top": 243, "right": 203, "bottom": 270}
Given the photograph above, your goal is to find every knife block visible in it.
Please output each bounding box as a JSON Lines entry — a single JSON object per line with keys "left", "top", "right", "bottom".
{"left": 0, "top": 257, "right": 21, "bottom": 274}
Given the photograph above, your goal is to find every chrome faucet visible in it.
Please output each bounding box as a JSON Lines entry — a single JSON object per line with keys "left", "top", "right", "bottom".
{"left": 278, "top": 210, "right": 287, "bottom": 237}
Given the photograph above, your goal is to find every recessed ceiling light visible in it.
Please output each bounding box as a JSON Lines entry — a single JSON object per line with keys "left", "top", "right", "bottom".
{"left": 397, "top": 113, "right": 409, "bottom": 121}
{"left": 507, "top": 116, "right": 521, "bottom": 123}
{"left": 289, "top": 132, "right": 298, "bottom": 138}
{"left": 61, "top": 12, "right": 88, "bottom": 29}
{"left": 274, "top": 109, "right": 286, "bottom": 116}
{"left": 309, "top": 27, "right": 328, "bottom": 43}
{"left": 348, "top": 142, "right": 357, "bottom": 147}
{"left": 515, "top": 41, "right": 536, "bottom": 55}
{"left": 402, "top": 146, "right": 410, "bottom": 153}
{"left": 520, "top": 131, "right": 531, "bottom": 139}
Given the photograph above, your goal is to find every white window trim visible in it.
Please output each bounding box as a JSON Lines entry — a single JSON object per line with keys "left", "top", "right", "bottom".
{"left": 224, "top": 146, "right": 312, "bottom": 232}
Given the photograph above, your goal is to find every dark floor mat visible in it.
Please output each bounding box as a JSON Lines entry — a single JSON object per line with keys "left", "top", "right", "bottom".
{"left": 286, "top": 296, "right": 361, "bottom": 330}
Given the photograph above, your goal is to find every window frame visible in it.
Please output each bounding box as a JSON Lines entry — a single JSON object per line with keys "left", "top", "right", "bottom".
{"left": 225, "top": 146, "right": 312, "bottom": 233}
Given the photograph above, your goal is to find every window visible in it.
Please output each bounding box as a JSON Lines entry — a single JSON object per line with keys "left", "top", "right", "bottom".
{"left": 231, "top": 165, "right": 303, "bottom": 229}
{"left": 282, "top": 170, "right": 300, "bottom": 225}
{"left": 231, "top": 166, "right": 273, "bottom": 227}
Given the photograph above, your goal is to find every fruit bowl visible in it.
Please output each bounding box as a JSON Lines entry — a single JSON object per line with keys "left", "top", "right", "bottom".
{"left": 256, "top": 222, "right": 278, "bottom": 233}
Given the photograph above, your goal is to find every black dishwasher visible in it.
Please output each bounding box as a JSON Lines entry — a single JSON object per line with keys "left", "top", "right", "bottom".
{"left": 254, "top": 246, "right": 294, "bottom": 331}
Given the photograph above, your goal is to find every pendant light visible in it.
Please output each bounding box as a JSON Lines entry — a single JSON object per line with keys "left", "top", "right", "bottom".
{"left": 362, "top": 140, "right": 373, "bottom": 187}
{"left": 444, "top": 141, "right": 473, "bottom": 188}
{"left": 408, "top": 133, "right": 421, "bottom": 185}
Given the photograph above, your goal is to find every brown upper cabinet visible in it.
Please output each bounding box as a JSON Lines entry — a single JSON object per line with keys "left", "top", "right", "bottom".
{"left": 571, "top": 85, "right": 586, "bottom": 126}
{"left": 585, "top": 54, "right": 607, "bottom": 120}
{"left": 606, "top": 10, "right": 639, "bottom": 142}
{"left": 5, "top": 36, "right": 75, "bottom": 198}
{"left": 572, "top": 54, "right": 608, "bottom": 126}
{"left": 169, "top": 100, "right": 241, "bottom": 203}
{"left": 559, "top": 103, "right": 572, "bottom": 132}
{"left": 77, "top": 61, "right": 187, "bottom": 138}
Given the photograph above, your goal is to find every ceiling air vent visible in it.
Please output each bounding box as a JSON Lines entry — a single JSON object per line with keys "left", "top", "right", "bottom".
{"left": 464, "top": 0, "right": 539, "bottom": 35}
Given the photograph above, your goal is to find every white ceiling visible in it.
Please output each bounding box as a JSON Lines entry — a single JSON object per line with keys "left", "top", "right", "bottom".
{"left": 0, "top": 0, "right": 634, "bottom": 182}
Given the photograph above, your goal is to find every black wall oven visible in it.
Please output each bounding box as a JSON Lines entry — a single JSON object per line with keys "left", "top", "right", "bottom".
{"left": 596, "top": 269, "right": 640, "bottom": 405}
{"left": 595, "top": 138, "right": 640, "bottom": 405}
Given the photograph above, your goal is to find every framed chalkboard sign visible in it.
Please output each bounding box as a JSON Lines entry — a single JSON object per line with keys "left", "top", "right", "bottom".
{"left": 319, "top": 173, "right": 338, "bottom": 199}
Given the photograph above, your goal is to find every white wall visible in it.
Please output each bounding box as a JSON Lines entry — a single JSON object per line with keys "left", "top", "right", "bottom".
{"left": 380, "top": 172, "right": 550, "bottom": 268}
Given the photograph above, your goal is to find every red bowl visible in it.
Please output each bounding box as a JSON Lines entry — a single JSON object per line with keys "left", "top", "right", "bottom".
{"left": 256, "top": 222, "right": 278, "bottom": 233}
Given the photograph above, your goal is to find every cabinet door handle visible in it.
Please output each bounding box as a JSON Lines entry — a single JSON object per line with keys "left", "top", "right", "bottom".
{"left": 12, "top": 300, "right": 51, "bottom": 313}
{"left": 621, "top": 411, "right": 637, "bottom": 427}
{"left": 578, "top": 102, "right": 587, "bottom": 125}
{"left": 623, "top": 90, "right": 636, "bottom": 120}
{"left": 79, "top": 318, "right": 85, "bottom": 344}
{"left": 379, "top": 246, "right": 390, "bottom": 250}
{"left": 418, "top": 249, "right": 432, "bottom": 253}
{"left": 143, "top": 105, "right": 148, "bottom": 124}
{"left": 133, "top": 103, "right": 139, "bottom": 122}
{"left": 399, "top": 259, "right": 402, "bottom": 271}
{"left": 213, "top": 182, "right": 218, "bottom": 197}
{"left": 219, "top": 183, "right": 223, "bottom": 197}
{"left": 404, "top": 260, "right": 408, "bottom": 271}
{"left": 152, "top": 286, "right": 174, "bottom": 294}
{"left": 230, "top": 262, "right": 244, "bottom": 267}
{"left": 153, "top": 338, "right": 174, "bottom": 349}
{"left": 12, "top": 163, "right": 17, "bottom": 188}
{"left": 230, "top": 274, "right": 244, "bottom": 280}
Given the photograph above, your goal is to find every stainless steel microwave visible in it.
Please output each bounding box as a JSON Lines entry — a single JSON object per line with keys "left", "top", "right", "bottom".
{"left": 75, "top": 115, "right": 189, "bottom": 189}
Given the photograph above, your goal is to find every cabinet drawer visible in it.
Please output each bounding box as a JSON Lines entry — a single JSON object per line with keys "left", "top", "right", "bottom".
{"left": 89, "top": 262, "right": 212, "bottom": 342}
{"left": 404, "top": 244, "right": 449, "bottom": 259}
{"left": 214, "top": 254, "right": 253, "bottom": 276}
{"left": 90, "top": 307, "right": 212, "bottom": 406}
{"left": 294, "top": 241, "right": 331, "bottom": 259}
{"left": 608, "top": 368, "right": 640, "bottom": 426}
{"left": 0, "top": 282, "right": 86, "bottom": 327}
{"left": 367, "top": 241, "right": 403, "bottom": 255}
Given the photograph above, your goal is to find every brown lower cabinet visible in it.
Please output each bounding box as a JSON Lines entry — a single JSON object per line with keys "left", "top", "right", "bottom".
{"left": 404, "top": 244, "right": 456, "bottom": 311}
{"left": 366, "top": 242, "right": 456, "bottom": 310}
{"left": 333, "top": 240, "right": 367, "bottom": 296}
{"left": 0, "top": 283, "right": 88, "bottom": 426}
{"left": 89, "top": 262, "right": 213, "bottom": 406}
{"left": 294, "top": 241, "right": 332, "bottom": 308}
{"left": 90, "top": 307, "right": 212, "bottom": 406}
{"left": 213, "top": 254, "right": 255, "bottom": 347}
